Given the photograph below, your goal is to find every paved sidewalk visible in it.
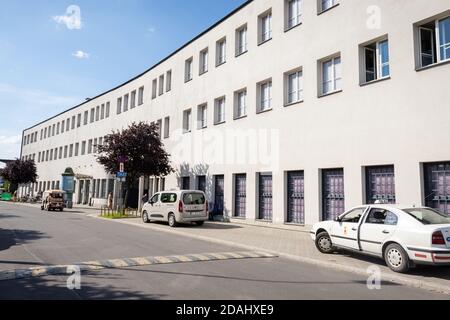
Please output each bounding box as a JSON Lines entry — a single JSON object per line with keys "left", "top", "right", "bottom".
{"left": 9, "top": 202, "right": 450, "bottom": 295}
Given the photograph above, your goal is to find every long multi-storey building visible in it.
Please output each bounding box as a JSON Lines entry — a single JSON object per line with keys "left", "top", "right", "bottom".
{"left": 20, "top": 0, "right": 450, "bottom": 225}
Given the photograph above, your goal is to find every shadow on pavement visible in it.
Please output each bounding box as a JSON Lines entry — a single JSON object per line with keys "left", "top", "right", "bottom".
{"left": 335, "top": 249, "right": 450, "bottom": 281}
{"left": 150, "top": 221, "right": 242, "bottom": 230}
{"left": 0, "top": 272, "right": 166, "bottom": 300}
{"left": 0, "top": 228, "right": 50, "bottom": 252}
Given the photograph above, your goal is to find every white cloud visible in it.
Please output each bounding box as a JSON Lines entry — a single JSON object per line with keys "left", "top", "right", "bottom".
{"left": 0, "top": 135, "right": 22, "bottom": 160}
{"left": 53, "top": 5, "right": 82, "bottom": 30}
{"left": 147, "top": 27, "right": 156, "bottom": 33}
{"left": 72, "top": 50, "right": 90, "bottom": 59}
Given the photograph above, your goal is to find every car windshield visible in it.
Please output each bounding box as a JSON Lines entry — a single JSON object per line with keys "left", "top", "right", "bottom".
{"left": 183, "top": 193, "right": 205, "bottom": 205}
{"left": 403, "top": 208, "right": 450, "bottom": 225}
{"left": 50, "top": 193, "right": 64, "bottom": 199}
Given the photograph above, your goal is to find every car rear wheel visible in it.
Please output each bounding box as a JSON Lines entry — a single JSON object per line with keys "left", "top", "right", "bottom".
{"left": 168, "top": 214, "right": 178, "bottom": 228}
{"left": 315, "top": 231, "right": 335, "bottom": 254}
{"left": 142, "top": 211, "right": 150, "bottom": 223}
{"left": 384, "top": 243, "right": 410, "bottom": 273}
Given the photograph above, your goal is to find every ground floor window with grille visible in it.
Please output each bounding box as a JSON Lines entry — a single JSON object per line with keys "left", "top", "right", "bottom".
{"left": 234, "top": 174, "right": 246, "bottom": 218}
{"left": 214, "top": 175, "right": 225, "bottom": 216}
{"left": 258, "top": 173, "right": 273, "bottom": 221}
{"left": 365, "top": 165, "right": 396, "bottom": 204}
{"left": 287, "top": 171, "right": 305, "bottom": 224}
{"left": 322, "top": 169, "right": 345, "bottom": 221}
{"left": 424, "top": 162, "right": 450, "bottom": 216}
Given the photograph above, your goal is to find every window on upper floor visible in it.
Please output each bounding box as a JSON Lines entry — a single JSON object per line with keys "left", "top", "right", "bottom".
{"left": 74, "top": 143, "right": 79, "bottom": 157}
{"left": 100, "top": 104, "right": 105, "bottom": 119}
{"left": 71, "top": 116, "right": 75, "bottom": 129}
{"left": 360, "top": 37, "right": 390, "bottom": 84}
{"left": 123, "top": 94, "right": 129, "bottom": 112}
{"left": 236, "top": 25, "right": 248, "bottom": 56}
{"left": 159, "top": 75, "right": 164, "bottom": 96}
{"left": 214, "top": 96, "right": 226, "bottom": 124}
{"left": 52, "top": 124, "right": 56, "bottom": 136}
{"left": 83, "top": 111, "right": 88, "bottom": 125}
{"left": 285, "top": 68, "right": 304, "bottom": 105}
{"left": 258, "top": 10, "right": 272, "bottom": 44}
{"left": 200, "top": 48, "right": 209, "bottom": 74}
{"left": 286, "top": 0, "right": 302, "bottom": 30}
{"left": 93, "top": 138, "right": 98, "bottom": 153}
{"left": 152, "top": 79, "right": 158, "bottom": 99}
{"left": 234, "top": 88, "right": 247, "bottom": 119}
{"left": 56, "top": 123, "right": 60, "bottom": 135}
{"left": 77, "top": 114, "right": 81, "bottom": 127}
{"left": 156, "top": 119, "right": 162, "bottom": 138}
{"left": 183, "top": 109, "right": 192, "bottom": 133}
{"left": 166, "top": 70, "right": 172, "bottom": 92}
{"left": 138, "top": 87, "right": 144, "bottom": 105}
{"left": 81, "top": 141, "right": 86, "bottom": 155}
{"left": 415, "top": 15, "right": 450, "bottom": 69}
{"left": 319, "top": 54, "right": 342, "bottom": 96}
{"left": 164, "top": 117, "right": 170, "bottom": 139}
{"left": 88, "top": 139, "right": 93, "bottom": 154}
{"left": 130, "top": 91, "right": 136, "bottom": 109}
{"left": 90, "top": 109, "right": 95, "bottom": 123}
{"left": 185, "top": 58, "right": 193, "bottom": 82}
{"left": 197, "top": 104, "right": 208, "bottom": 129}
{"left": 58, "top": 146, "right": 62, "bottom": 159}
{"left": 106, "top": 102, "right": 110, "bottom": 118}
{"left": 258, "top": 79, "right": 272, "bottom": 113}
{"left": 69, "top": 144, "right": 74, "bottom": 158}
{"left": 216, "top": 38, "right": 226, "bottom": 66}
{"left": 64, "top": 145, "right": 68, "bottom": 158}
{"left": 117, "top": 97, "right": 122, "bottom": 115}
{"left": 318, "top": 0, "right": 338, "bottom": 14}
{"left": 60, "top": 121, "right": 64, "bottom": 134}
{"left": 66, "top": 119, "right": 70, "bottom": 131}
{"left": 95, "top": 107, "right": 99, "bottom": 121}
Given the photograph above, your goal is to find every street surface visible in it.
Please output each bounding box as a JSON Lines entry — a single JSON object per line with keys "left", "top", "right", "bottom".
{"left": 0, "top": 202, "right": 448, "bottom": 300}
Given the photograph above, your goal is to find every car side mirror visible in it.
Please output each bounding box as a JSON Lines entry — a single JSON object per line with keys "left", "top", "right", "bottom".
{"left": 334, "top": 217, "right": 342, "bottom": 223}
{"left": 149, "top": 201, "right": 154, "bottom": 206}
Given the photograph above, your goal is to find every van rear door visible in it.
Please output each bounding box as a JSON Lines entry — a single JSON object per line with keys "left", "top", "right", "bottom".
{"left": 182, "top": 192, "right": 206, "bottom": 217}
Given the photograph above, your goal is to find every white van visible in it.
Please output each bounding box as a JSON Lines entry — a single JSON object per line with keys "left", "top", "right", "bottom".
{"left": 142, "top": 190, "right": 208, "bottom": 227}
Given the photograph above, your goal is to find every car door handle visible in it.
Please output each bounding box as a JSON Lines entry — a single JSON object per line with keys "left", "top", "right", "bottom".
{"left": 352, "top": 228, "right": 357, "bottom": 231}
{"left": 382, "top": 230, "right": 390, "bottom": 234}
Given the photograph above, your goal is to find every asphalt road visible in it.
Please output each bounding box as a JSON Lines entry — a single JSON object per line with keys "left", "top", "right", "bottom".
{"left": 0, "top": 202, "right": 448, "bottom": 300}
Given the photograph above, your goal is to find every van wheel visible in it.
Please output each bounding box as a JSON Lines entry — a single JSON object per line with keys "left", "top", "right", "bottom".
{"left": 142, "top": 211, "right": 150, "bottom": 224}
{"left": 384, "top": 243, "right": 410, "bottom": 273}
{"left": 195, "top": 221, "right": 204, "bottom": 226}
{"left": 168, "top": 214, "right": 178, "bottom": 228}
{"left": 315, "top": 231, "right": 335, "bottom": 254}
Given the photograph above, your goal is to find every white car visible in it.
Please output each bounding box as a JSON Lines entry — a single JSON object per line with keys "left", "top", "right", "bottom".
{"left": 311, "top": 205, "right": 450, "bottom": 273}
{"left": 142, "top": 190, "right": 208, "bottom": 227}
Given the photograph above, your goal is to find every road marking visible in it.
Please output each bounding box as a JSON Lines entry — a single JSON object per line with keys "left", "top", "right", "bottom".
{"left": 0, "top": 251, "right": 277, "bottom": 282}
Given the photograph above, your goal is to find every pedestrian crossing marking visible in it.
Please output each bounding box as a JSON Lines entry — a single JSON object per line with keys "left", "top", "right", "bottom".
{"left": 0, "top": 251, "right": 278, "bottom": 282}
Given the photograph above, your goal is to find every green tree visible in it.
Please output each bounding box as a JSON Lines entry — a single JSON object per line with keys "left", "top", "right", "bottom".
{"left": 96, "top": 122, "right": 173, "bottom": 208}
{"left": 2, "top": 159, "right": 37, "bottom": 193}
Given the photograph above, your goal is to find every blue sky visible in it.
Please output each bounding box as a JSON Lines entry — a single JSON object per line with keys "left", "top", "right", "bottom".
{"left": 0, "top": 0, "right": 246, "bottom": 159}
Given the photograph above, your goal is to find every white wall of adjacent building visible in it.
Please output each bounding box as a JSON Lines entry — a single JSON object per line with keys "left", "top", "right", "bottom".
{"left": 20, "top": 0, "right": 450, "bottom": 225}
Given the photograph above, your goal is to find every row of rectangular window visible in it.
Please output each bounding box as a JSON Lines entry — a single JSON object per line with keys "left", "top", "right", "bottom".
{"left": 184, "top": 0, "right": 339, "bottom": 83}
{"left": 36, "top": 136, "right": 105, "bottom": 163}
{"left": 33, "top": 102, "right": 111, "bottom": 144}
{"left": 178, "top": 161, "right": 449, "bottom": 224}
{"left": 117, "top": 86, "right": 145, "bottom": 115}
{"left": 150, "top": 70, "right": 172, "bottom": 101}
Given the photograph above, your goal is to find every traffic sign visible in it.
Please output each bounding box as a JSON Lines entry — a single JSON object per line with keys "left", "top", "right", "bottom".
{"left": 116, "top": 172, "right": 127, "bottom": 179}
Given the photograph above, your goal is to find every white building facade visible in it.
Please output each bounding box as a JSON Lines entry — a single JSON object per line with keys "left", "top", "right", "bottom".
{"left": 20, "top": 0, "right": 450, "bottom": 225}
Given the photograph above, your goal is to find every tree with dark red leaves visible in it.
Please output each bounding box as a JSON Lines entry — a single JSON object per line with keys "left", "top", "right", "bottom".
{"left": 2, "top": 159, "right": 37, "bottom": 193}
{"left": 96, "top": 122, "right": 174, "bottom": 208}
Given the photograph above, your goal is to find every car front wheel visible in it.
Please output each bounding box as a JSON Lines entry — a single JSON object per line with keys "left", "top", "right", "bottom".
{"left": 384, "top": 243, "right": 410, "bottom": 273}
{"left": 315, "top": 231, "right": 335, "bottom": 254}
